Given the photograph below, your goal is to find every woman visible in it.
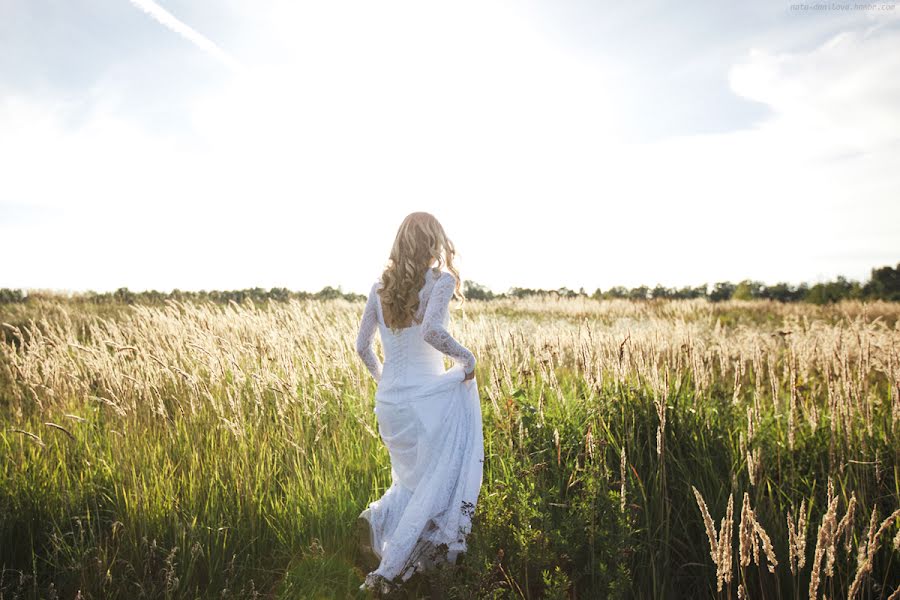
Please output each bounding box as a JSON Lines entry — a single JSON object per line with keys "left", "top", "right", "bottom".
{"left": 355, "top": 211, "right": 484, "bottom": 593}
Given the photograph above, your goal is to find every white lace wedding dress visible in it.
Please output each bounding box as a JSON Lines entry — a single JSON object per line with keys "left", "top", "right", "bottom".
{"left": 355, "top": 267, "right": 484, "bottom": 590}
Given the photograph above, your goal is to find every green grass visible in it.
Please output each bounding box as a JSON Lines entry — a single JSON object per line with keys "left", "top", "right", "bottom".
{"left": 1, "top": 298, "right": 898, "bottom": 598}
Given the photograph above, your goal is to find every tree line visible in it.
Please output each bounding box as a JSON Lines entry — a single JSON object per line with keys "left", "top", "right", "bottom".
{"left": 464, "top": 262, "right": 900, "bottom": 304}
{"left": 1, "top": 263, "right": 897, "bottom": 306}
{"left": 0, "top": 286, "right": 365, "bottom": 306}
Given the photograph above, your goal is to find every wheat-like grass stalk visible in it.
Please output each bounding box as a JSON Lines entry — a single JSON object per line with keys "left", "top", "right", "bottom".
{"left": 829, "top": 492, "right": 856, "bottom": 575}
{"left": 716, "top": 493, "right": 735, "bottom": 593}
{"left": 788, "top": 499, "right": 808, "bottom": 575}
{"left": 738, "top": 492, "right": 777, "bottom": 573}
{"left": 847, "top": 507, "right": 900, "bottom": 599}
{"left": 693, "top": 486, "right": 718, "bottom": 564}
{"left": 10, "top": 428, "right": 45, "bottom": 448}
{"left": 754, "top": 519, "right": 778, "bottom": 573}
{"left": 809, "top": 494, "right": 840, "bottom": 600}
{"left": 42, "top": 422, "right": 75, "bottom": 441}
{"left": 740, "top": 492, "right": 754, "bottom": 568}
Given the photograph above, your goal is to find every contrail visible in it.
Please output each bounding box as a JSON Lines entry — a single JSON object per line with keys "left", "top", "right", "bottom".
{"left": 127, "top": 0, "right": 244, "bottom": 72}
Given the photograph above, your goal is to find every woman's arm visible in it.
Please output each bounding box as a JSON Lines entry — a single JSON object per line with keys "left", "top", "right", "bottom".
{"left": 356, "top": 282, "right": 383, "bottom": 382}
{"left": 422, "top": 272, "right": 476, "bottom": 376}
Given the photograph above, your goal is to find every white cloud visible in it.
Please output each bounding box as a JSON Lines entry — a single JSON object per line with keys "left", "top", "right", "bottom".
{"left": 729, "top": 26, "right": 900, "bottom": 154}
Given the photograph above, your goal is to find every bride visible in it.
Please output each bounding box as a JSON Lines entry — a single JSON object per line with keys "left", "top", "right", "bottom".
{"left": 355, "top": 211, "right": 484, "bottom": 593}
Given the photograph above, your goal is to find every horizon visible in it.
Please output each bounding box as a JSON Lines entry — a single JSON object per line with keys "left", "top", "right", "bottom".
{"left": 7, "top": 259, "right": 896, "bottom": 298}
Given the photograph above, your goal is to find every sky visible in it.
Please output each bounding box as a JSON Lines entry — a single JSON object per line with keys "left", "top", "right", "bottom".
{"left": 1, "top": 0, "right": 899, "bottom": 296}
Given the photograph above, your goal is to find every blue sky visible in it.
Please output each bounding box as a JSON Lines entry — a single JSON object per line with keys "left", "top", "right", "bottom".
{"left": 1, "top": 0, "right": 899, "bottom": 295}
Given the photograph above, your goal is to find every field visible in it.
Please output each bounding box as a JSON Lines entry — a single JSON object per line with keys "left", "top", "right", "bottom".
{"left": 1, "top": 296, "right": 898, "bottom": 599}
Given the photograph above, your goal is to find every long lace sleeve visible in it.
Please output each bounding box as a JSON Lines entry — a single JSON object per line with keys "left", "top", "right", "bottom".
{"left": 422, "top": 272, "right": 476, "bottom": 374}
{"left": 356, "top": 282, "right": 383, "bottom": 382}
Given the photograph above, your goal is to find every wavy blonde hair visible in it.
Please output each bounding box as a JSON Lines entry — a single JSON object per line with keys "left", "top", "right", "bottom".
{"left": 379, "top": 212, "right": 463, "bottom": 329}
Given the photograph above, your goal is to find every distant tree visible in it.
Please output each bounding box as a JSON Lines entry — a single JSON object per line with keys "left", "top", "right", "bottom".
{"left": 113, "top": 287, "right": 135, "bottom": 304}
{"left": 628, "top": 285, "right": 650, "bottom": 300}
{"left": 709, "top": 282, "right": 735, "bottom": 302}
{"left": 762, "top": 282, "right": 792, "bottom": 302}
{"left": 315, "top": 286, "right": 344, "bottom": 300}
{"left": 603, "top": 286, "right": 629, "bottom": 299}
{"left": 463, "top": 280, "right": 495, "bottom": 301}
{"left": 85, "top": 290, "right": 108, "bottom": 304}
{"left": 269, "top": 287, "right": 291, "bottom": 302}
{"left": 863, "top": 263, "right": 900, "bottom": 301}
{"left": 672, "top": 284, "right": 707, "bottom": 299}
{"left": 509, "top": 287, "right": 542, "bottom": 298}
{"left": 805, "top": 276, "right": 860, "bottom": 305}
{"left": 150, "top": 290, "right": 166, "bottom": 303}
{"left": 733, "top": 280, "right": 765, "bottom": 301}
{"left": 0, "top": 288, "right": 26, "bottom": 304}
{"left": 651, "top": 284, "right": 673, "bottom": 299}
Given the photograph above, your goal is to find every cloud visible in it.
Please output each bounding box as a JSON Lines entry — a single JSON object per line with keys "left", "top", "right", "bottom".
{"left": 729, "top": 24, "right": 900, "bottom": 154}
{"left": 127, "top": 0, "right": 244, "bottom": 73}
{"left": 1, "top": 2, "right": 898, "bottom": 293}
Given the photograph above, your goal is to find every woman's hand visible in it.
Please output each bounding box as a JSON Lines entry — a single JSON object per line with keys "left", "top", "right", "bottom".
{"left": 464, "top": 367, "right": 475, "bottom": 381}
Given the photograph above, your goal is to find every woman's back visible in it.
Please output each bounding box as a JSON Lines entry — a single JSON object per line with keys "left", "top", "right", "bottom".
{"left": 356, "top": 267, "right": 477, "bottom": 392}
{"left": 373, "top": 267, "right": 447, "bottom": 383}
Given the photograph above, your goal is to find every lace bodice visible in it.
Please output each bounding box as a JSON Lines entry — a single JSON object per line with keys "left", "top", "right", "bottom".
{"left": 356, "top": 268, "right": 476, "bottom": 383}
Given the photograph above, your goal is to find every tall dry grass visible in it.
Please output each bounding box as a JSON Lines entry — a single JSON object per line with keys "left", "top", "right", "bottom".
{"left": 0, "top": 295, "right": 898, "bottom": 597}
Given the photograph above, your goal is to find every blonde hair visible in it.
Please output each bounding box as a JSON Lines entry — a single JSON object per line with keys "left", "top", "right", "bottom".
{"left": 379, "top": 212, "right": 463, "bottom": 329}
